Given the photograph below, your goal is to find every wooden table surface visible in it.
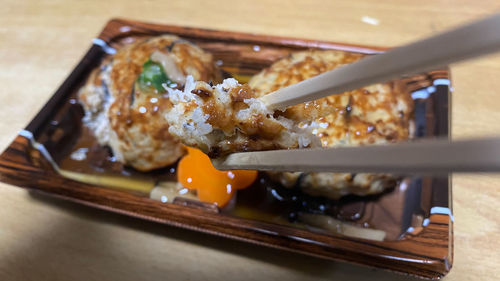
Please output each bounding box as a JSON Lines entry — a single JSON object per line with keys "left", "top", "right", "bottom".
{"left": 1, "top": 0, "right": 499, "bottom": 280}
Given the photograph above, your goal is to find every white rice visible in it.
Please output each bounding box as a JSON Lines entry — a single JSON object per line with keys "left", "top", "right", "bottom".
{"left": 164, "top": 75, "right": 318, "bottom": 154}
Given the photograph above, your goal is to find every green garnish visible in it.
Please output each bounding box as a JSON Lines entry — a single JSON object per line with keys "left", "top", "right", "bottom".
{"left": 137, "top": 59, "right": 176, "bottom": 93}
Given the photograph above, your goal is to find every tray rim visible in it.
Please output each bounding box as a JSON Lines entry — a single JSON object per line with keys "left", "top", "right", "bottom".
{"left": 0, "top": 18, "right": 453, "bottom": 280}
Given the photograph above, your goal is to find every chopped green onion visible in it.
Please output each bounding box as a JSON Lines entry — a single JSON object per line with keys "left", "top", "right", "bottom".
{"left": 137, "top": 59, "right": 175, "bottom": 93}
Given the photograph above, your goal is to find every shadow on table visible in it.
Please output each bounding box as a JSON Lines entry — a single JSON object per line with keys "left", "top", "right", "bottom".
{"left": 22, "top": 190, "right": 417, "bottom": 281}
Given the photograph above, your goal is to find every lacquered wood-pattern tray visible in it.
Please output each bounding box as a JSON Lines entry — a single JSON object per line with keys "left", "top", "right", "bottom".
{"left": 0, "top": 19, "right": 452, "bottom": 279}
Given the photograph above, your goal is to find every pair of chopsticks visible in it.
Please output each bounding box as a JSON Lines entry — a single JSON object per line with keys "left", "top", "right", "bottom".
{"left": 214, "top": 13, "right": 500, "bottom": 174}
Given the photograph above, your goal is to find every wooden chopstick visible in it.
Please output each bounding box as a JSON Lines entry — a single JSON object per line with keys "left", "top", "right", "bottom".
{"left": 259, "top": 13, "right": 500, "bottom": 110}
{"left": 212, "top": 137, "right": 500, "bottom": 174}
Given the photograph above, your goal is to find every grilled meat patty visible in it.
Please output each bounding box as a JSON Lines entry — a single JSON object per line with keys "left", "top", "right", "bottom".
{"left": 79, "top": 35, "right": 221, "bottom": 171}
{"left": 248, "top": 50, "right": 414, "bottom": 199}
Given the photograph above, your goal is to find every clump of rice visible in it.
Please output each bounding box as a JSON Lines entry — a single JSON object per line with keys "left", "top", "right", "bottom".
{"left": 165, "top": 76, "right": 317, "bottom": 156}
{"left": 165, "top": 76, "right": 214, "bottom": 151}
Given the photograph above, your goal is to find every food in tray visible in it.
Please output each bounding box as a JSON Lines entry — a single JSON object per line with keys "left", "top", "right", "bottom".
{"left": 78, "top": 35, "right": 414, "bottom": 206}
{"left": 0, "top": 21, "right": 452, "bottom": 274}
{"left": 78, "top": 35, "right": 221, "bottom": 171}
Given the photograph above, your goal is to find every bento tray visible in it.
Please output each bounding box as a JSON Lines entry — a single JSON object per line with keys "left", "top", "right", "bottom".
{"left": 0, "top": 19, "right": 452, "bottom": 279}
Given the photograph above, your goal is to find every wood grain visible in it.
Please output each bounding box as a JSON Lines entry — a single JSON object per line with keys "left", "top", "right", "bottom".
{"left": 0, "top": 1, "right": 499, "bottom": 281}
